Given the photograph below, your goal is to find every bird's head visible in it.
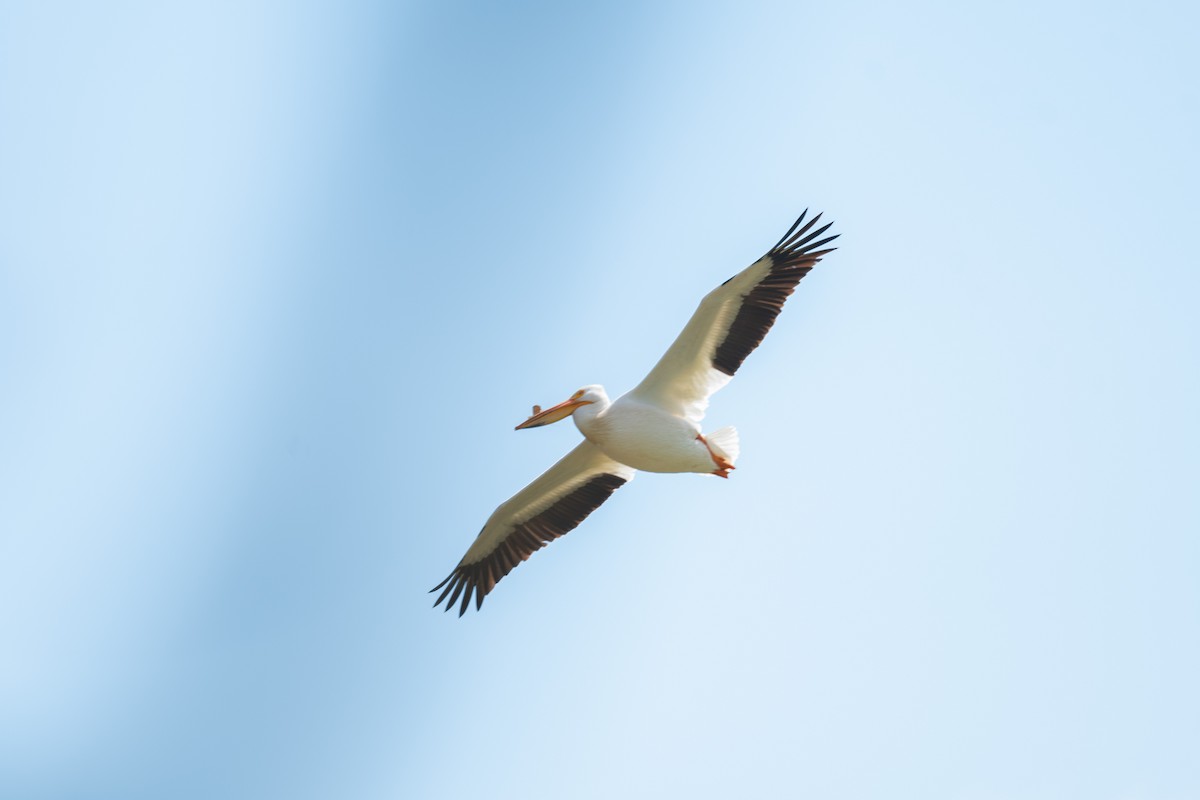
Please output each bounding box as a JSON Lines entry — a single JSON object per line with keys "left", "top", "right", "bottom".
{"left": 515, "top": 384, "right": 608, "bottom": 430}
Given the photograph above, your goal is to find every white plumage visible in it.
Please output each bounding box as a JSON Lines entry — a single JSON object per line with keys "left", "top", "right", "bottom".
{"left": 432, "top": 211, "right": 837, "bottom": 615}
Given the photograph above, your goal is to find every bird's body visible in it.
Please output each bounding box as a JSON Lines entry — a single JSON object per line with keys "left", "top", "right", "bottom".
{"left": 432, "top": 211, "right": 838, "bottom": 615}
{"left": 572, "top": 388, "right": 725, "bottom": 475}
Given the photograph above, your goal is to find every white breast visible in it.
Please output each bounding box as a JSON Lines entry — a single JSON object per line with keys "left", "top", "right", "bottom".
{"left": 574, "top": 395, "right": 716, "bottom": 474}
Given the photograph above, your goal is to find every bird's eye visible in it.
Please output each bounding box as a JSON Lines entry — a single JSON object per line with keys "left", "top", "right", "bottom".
{"left": 571, "top": 390, "right": 585, "bottom": 400}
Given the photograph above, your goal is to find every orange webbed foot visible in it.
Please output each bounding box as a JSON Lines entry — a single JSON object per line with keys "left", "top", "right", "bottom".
{"left": 697, "top": 433, "right": 735, "bottom": 478}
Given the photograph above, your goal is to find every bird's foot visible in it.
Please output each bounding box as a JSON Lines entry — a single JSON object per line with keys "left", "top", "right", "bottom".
{"left": 697, "top": 433, "right": 736, "bottom": 478}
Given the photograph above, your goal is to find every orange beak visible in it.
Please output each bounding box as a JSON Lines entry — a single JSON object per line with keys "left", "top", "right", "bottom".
{"left": 515, "top": 397, "right": 592, "bottom": 430}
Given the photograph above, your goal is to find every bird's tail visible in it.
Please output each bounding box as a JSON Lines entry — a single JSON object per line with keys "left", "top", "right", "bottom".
{"left": 706, "top": 425, "right": 740, "bottom": 466}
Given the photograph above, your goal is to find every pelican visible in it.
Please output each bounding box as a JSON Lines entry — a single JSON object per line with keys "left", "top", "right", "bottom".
{"left": 432, "top": 211, "right": 838, "bottom": 615}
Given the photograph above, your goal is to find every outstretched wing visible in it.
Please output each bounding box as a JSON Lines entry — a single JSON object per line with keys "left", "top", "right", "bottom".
{"left": 627, "top": 211, "right": 838, "bottom": 424}
{"left": 431, "top": 440, "right": 636, "bottom": 616}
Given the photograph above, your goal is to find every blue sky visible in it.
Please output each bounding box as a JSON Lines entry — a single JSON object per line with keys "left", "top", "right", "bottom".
{"left": 2, "top": 1, "right": 1198, "bottom": 798}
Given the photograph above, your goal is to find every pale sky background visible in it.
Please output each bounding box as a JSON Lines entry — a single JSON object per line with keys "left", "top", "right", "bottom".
{"left": 2, "top": 1, "right": 1198, "bottom": 798}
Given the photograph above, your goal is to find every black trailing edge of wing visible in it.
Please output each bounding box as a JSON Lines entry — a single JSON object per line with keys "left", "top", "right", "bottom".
{"left": 711, "top": 211, "right": 838, "bottom": 376}
{"left": 430, "top": 473, "right": 628, "bottom": 616}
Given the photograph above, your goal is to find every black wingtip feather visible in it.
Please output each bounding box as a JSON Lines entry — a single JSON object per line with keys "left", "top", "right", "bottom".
{"left": 432, "top": 572, "right": 458, "bottom": 607}
{"left": 801, "top": 234, "right": 840, "bottom": 253}
{"left": 789, "top": 220, "right": 835, "bottom": 250}
{"left": 458, "top": 583, "right": 474, "bottom": 617}
{"left": 771, "top": 209, "right": 808, "bottom": 250}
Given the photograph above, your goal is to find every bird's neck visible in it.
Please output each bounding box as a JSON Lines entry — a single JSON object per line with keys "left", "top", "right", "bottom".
{"left": 572, "top": 397, "right": 609, "bottom": 441}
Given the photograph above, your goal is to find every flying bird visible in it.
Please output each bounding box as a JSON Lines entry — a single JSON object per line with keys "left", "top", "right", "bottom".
{"left": 432, "top": 211, "right": 838, "bottom": 615}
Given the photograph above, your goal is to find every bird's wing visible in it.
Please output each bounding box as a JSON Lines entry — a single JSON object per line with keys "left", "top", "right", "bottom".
{"left": 627, "top": 211, "right": 837, "bottom": 425}
{"left": 431, "top": 440, "right": 636, "bottom": 615}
